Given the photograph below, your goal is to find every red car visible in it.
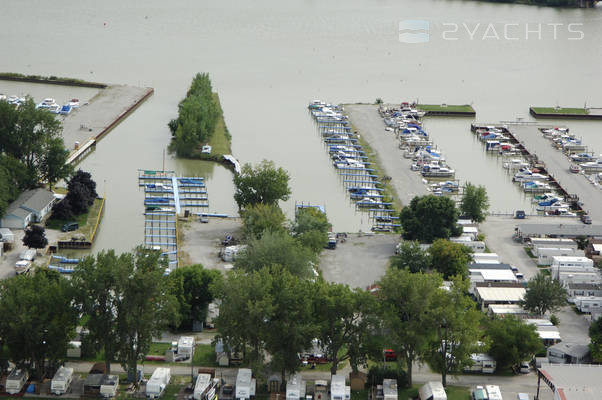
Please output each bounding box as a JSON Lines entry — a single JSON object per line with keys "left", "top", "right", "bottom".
{"left": 384, "top": 349, "right": 397, "bottom": 361}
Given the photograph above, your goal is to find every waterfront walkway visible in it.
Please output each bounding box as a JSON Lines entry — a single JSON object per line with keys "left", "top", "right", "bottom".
{"left": 510, "top": 125, "right": 602, "bottom": 222}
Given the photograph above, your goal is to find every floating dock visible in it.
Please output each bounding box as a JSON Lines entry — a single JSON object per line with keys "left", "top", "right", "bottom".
{"left": 138, "top": 170, "right": 209, "bottom": 272}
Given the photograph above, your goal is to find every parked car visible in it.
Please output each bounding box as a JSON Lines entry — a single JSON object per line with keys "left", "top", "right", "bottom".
{"left": 384, "top": 349, "right": 397, "bottom": 361}
{"left": 62, "top": 222, "right": 79, "bottom": 232}
{"left": 515, "top": 210, "right": 526, "bottom": 219}
{"left": 519, "top": 361, "right": 531, "bottom": 374}
{"left": 581, "top": 214, "right": 592, "bottom": 224}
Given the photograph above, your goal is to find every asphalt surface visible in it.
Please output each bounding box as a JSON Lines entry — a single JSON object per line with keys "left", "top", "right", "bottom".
{"left": 510, "top": 125, "right": 602, "bottom": 222}
{"left": 0, "top": 228, "right": 61, "bottom": 279}
{"left": 344, "top": 105, "right": 429, "bottom": 206}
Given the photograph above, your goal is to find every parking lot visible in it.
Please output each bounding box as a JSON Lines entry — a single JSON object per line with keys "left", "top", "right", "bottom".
{"left": 0, "top": 228, "right": 62, "bottom": 279}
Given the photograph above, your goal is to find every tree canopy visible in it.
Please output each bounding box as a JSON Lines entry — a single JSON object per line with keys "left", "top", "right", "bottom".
{"left": 241, "top": 203, "right": 286, "bottom": 240}
{"left": 390, "top": 241, "right": 431, "bottom": 273}
{"left": 589, "top": 316, "right": 602, "bottom": 363}
{"left": 428, "top": 239, "right": 473, "bottom": 279}
{"left": 292, "top": 207, "right": 331, "bottom": 253}
{"left": 0, "top": 269, "right": 77, "bottom": 379}
{"left": 22, "top": 224, "right": 48, "bottom": 249}
{"left": 235, "top": 230, "right": 315, "bottom": 277}
{"left": 486, "top": 316, "right": 543, "bottom": 370}
{"left": 520, "top": 272, "right": 568, "bottom": 316}
{"left": 400, "top": 195, "right": 462, "bottom": 243}
{"left": 233, "top": 160, "right": 291, "bottom": 209}
{"left": 459, "top": 183, "right": 489, "bottom": 223}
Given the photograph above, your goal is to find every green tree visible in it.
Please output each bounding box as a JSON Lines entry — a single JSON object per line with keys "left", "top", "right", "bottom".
{"left": 400, "top": 195, "right": 462, "bottom": 243}
{"left": 39, "top": 137, "right": 73, "bottom": 190}
{"left": 428, "top": 239, "right": 473, "bottom": 279}
{"left": 0, "top": 162, "right": 18, "bottom": 219}
{"left": 589, "top": 316, "right": 602, "bottom": 363}
{"left": 72, "top": 250, "right": 128, "bottom": 373}
{"left": 0, "top": 269, "right": 78, "bottom": 378}
{"left": 313, "top": 280, "right": 379, "bottom": 375}
{"left": 459, "top": 183, "right": 490, "bottom": 223}
{"left": 263, "top": 266, "right": 315, "bottom": 387}
{"left": 233, "top": 160, "right": 291, "bottom": 209}
{"left": 235, "top": 230, "right": 315, "bottom": 277}
{"left": 520, "top": 272, "right": 568, "bottom": 316}
{"left": 486, "top": 316, "right": 543, "bottom": 371}
{"left": 377, "top": 269, "right": 443, "bottom": 387}
{"left": 427, "top": 277, "right": 482, "bottom": 387}
{"left": 22, "top": 224, "right": 48, "bottom": 250}
{"left": 115, "top": 247, "right": 179, "bottom": 383}
{"left": 241, "top": 203, "right": 286, "bottom": 240}
{"left": 292, "top": 207, "right": 331, "bottom": 253}
{"left": 167, "top": 264, "right": 221, "bottom": 330}
{"left": 390, "top": 241, "right": 431, "bottom": 273}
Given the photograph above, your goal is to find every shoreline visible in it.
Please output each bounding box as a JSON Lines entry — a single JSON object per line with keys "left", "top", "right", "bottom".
{"left": 0, "top": 72, "right": 107, "bottom": 89}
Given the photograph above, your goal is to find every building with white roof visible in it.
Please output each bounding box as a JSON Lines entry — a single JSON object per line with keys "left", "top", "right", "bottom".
{"left": 474, "top": 286, "right": 526, "bottom": 311}
{"left": 536, "top": 364, "right": 602, "bottom": 400}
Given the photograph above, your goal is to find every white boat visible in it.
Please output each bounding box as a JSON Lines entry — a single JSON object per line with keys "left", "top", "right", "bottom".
{"left": 546, "top": 209, "right": 576, "bottom": 217}
{"left": 513, "top": 168, "right": 549, "bottom": 182}
{"left": 0, "top": 94, "right": 6, "bottom": 101}
{"left": 68, "top": 98, "right": 80, "bottom": 108}
{"left": 536, "top": 202, "right": 570, "bottom": 212}
{"left": 570, "top": 153, "right": 595, "bottom": 163}
{"left": 580, "top": 158, "right": 602, "bottom": 172}
{"left": 569, "top": 164, "right": 581, "bottom": 173}
{"left": 503, "top": 159, "right": 530, "bottom": 170}
{"left": 201, "top": 145, "right": 212, "bottom": 154}
{"left": 421, "top": 161, "right": 455, "bottom": 178}
{"left": 522, "top": 181, "right": 551, "bottom": 193}
{"left": 47, "top": 104, "right": 61, "bottom": 114}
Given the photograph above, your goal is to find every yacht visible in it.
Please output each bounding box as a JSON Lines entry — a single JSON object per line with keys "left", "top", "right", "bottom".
{"left": 503, "top": 159, "right": 530, "bottom": 170}
{"left": 522, "top": 181, "right": 552, "bottom": 193}
{"left": 421, "top": 162, "right": 455, "bottom": 178}
{"left": 580, "top": 158, "right": 602, "bottom": 172}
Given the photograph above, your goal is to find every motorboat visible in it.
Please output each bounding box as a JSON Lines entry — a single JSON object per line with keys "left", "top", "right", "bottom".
{"left": 569, "top": 164, "right": 581, "bottom": 173}
{"left": 522, "top": 181, "right": 551, "bottom": 193}
{"left": 421, "top": 162, "right": 455, "bottom": 178}
{"left": 513, "top": 168, "right": 549, "bottom": 182}
{"left": 68, "top": 98, "right": 80, "bottom": 108}
{"left": 532, "top": 193, "right": 558, "bottom": 203}
{"left": 47, "top": 104, "right": 61, "bottom": 114}
{"left": 546, "top": 209, "right": 576, "bottom": 217}
{"left": 570, "top": 153, "right": 595, "bottom": 163}
{"left": 503, "top": 159, "right": 530, "bottom": 170}
{"left": 59, "top": 104, "right": 72, "bottom": 115}
{"left": 536, "top": 201, "right": 570, "bottom": 212}
{"left": 580, "top": 158, "right": 602, "bottom": 172}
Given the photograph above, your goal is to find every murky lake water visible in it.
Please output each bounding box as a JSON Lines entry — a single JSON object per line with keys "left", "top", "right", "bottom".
{"left": 1, "top": 0, "right": 601, "bottom": 253}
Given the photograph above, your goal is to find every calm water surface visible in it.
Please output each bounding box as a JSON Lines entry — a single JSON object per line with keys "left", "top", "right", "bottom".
{"left": 1, "top": 0, "right": 601, "bottom": 252}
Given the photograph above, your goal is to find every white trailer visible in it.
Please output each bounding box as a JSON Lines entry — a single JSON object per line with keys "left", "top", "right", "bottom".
{"left": 146, "top": 367, "right": 171, "bottom": 399}
{"left": 530, "top": 238, "right": 577, "bottom": 251}
{"left": 464, "top": 354, "right": 496, "bottom": 374}
{"left": 537, "top": 248, "right": 583, "bottom": 266}
{"left": 551, "top": 256, "right": 594, "bottom": 269}
{"left": 5, "top": 368, "right": 29, "bottom": 394}
{"left": 20, "top": 249, "right": 36, "bottom": 261}
{"left": 573, "top": 296, "right": 602, "bottom": 313}
{"left": 178, "top": 336, "right": 195, "bottom": 356}
{"left": 51, "top": 366, "right": 74, "bottom": 395}
{"left": 473, "top": 253, "right": 499, "bottom": 262}
{"left": 330, "top": 375, "right": 346, "bottom": 400}
{"left": 194, "top": 373, "right": 219, "bottom": 400}
{"left": 235, "top": 368, "right": 253, "bottom": 400}
{"left": 14, "top": 259, "right": 32, "bottom": 275}
{"left": 382, "top": 379, "right": 398, "bottom": 400}
{"left": 485, "top": 385, "right": 503, "bottom": 400}
{"left": 100, "top": 375, "right": 119, "bottom": 398}
{"left": 286, "top": 374, "right": 305, "bottom": 400}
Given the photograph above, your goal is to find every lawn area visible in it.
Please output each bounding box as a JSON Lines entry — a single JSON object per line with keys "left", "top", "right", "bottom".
{"left": 299, "top": 360, "right": 347, "bottom": 372}
{"left": 199, "top": 93, "right": 232, "bottom": 159}
{"left": 46, "top": 197, "right": 104, "bottom": 241}
{"left": 524, "top": 247, "right": 536, "bottom": 258}
{"left": 149, "top": 342, "right": 172, "bottom": 355}
{"left": 418, "top": 104, "right": 475, "bottom": 113}
{"left": 531, "top": 107, "right": 588, "bottom": 115}
{"left": 193, "top": 343, "right": 218, "bottom": 367}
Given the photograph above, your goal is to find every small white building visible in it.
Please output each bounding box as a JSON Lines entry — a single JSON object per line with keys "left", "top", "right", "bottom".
{"left": 551, "top": 256, "right": 594, "bottom": 269}
{"left": 474, "top": 286, "right": 526, "bottom": 311}
{"left": 526, "top": 319, "right": 562, "bottom": 347}
{"left": 473, "top": 253, "right": 500, "bottom": 263}
{"left": 418, "top": 381, "right": 447, "bottom": 400}
{"left": 177, "top": 336, "right": 195, "bottom": 356}
{"left": 572, "top": 296, "right": 602, "bottom": 313}
{"left": 487, "top": 304, "right": 530, "bottom": 319}
{"left": 557, "top": 270, "right": 602, "bottom": 286}
{"left": 462, "top": 226, "right": 479, "bottom": 240}
{"left": 566, "top": 283, "right": 602, "bottom": 298}
{"left": 530, "top": 238, "right": 577, "bottom": 250}
{"left": 470, "top": 269, "right": 518, "bottom": 284}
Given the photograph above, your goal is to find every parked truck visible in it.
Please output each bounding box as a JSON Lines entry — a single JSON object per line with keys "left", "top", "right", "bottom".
{"left": 146, "top": 367, "right": 171, "bottom": 399}
{"left": 51, "top": 366, "right": 74, "bottom": 395}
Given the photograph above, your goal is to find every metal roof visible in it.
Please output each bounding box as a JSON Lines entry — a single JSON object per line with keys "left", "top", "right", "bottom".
{"left": 538, "top": 364, "right": 602, "bottom": 400}
{"left": 475, "top": 287, "right": 525, "bottom": 302}
{"left": 547, "top": 342, "right": 590, "bottom": 359}
{"left": 518, "top": 223, "right": 602, "bottom": 237}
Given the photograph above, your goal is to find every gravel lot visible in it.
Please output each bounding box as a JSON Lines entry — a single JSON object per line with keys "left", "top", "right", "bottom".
{"left": 0, "top": 228, "right": 62, "bottom": 279}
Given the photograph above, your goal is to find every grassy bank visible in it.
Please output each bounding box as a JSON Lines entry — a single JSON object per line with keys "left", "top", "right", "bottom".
{"left": 418, "top": 104, "right": 476, "bottom": 115}
{"left": 531, "top": 107, "right": 589, "bottom": 115}
{"left": 200, "top": 93, "right": 232, "bottom": 158}
{"left": 46, "top": 197, "right": 104, "bottom": 241}
{"left": 0, "top": 72, "right": 107, "bottom": 88}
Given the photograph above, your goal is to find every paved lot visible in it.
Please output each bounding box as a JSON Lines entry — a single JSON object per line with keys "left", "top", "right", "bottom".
{"left": 60, "top": 85, "right": 152, "bottom": 151}
{"left": 344, "top": 105, "right": 429, "bottom": 206}
{"left": 320, "top": 233, "right": 398, "bottom": 288}
{"left": 179, "top": 217, "right": 243, "bottom": 271}
{"left": 510, "top": 125, "right": 602, "bottom": 222}
{"left": 0, "top": 228, "right": 62, "bottom": 279}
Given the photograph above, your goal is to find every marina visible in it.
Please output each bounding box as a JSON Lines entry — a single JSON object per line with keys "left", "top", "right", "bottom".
{"left": 309, "top": 101, "right": 398, "bottom": 232}
{"left": 138, "top": 170, "right": 210, "bottom": 272}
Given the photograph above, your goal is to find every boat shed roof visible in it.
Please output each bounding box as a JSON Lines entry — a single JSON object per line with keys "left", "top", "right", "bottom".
{"left": 517, "top": 223, "right": 602, "bottom": 238}
{"left": 538, "top": 364, "right": 602, "bottom": 400}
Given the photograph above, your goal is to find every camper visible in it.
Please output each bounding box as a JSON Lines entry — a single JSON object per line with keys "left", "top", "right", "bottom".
{"left": 551, "top": 256, "right": 594, "bottom": 269}
{"left": 485, "top": 385, "right": 503, "bottom": 400}
{"left": 472, "top": 386, "right": 488, "bottom": 400}
{"left": 194, "top": 373, "right": 219, "bottom": 400}
{"left": 418, "top": 381, "right": 446, "bottom": 400}
{"left": 146, "top": 368, "right": 171, "bottom": 399}
{"left": 330, "top": 375, "right": 346, "bottom": 400}
{"left": 178, "top": 336, "right": 195, "bottom": 356}
{"left": 314, "top": 380, "right": 329, "bottom": 400}
{"left": 464, "top": 354, "right": 496, "bottom": 374}
{"left": 286, "top": 374, "right": 306, "bottom": 400}
{"left": 382, "top": 379, "right": 398, "bottom": 400}
{"left": 20, "top": 249, "right": 36, "bottom": 261}
{"left": 537, "top": 248, "right": 583, "bottom": 265}
{"left": 235, "top": 368, "right": 254, "bottom": 400}
{"left": 14, "top": 259, "right": 32, "bottom": 275}
{"left": 5, "top": 368, "right": 29, "bottom": 394}
{"left": 473, "top": 253, "right": 500, "bottom": 263}
{"left": 51, "top": 366, "right": 74, "bottom": 395}
{"left": 100, "top": 375, "right": 119, "bottom": 398}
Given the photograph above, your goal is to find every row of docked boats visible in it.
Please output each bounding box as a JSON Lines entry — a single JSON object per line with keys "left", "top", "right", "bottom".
{"left": 0, "top": 94, "right": 80, "bottom": 115}
{"left": 539, "top": 127, "right": 602, "bottom": 177}
{"left": 308, "top": 100, "right": 398, "bottom": 231}
{"left": 378, "top": 102, "right": 457, "bottom": 195}
{"left": 473, "top": 125, "right": 576, "bottom": 217}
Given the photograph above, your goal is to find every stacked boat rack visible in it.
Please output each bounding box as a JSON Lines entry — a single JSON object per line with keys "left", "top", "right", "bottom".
{"left": 539, "top": 127, "right": 602, "bottom": 188}
{"left": 471, "top": 124, "right": 582, "bottom": 217}
{"left": 379, "top": 102, "right": 460, "bottom": 196}
{"left": 138, "top": 170, "right": 209, "bottom": 272}
{"left": 308, "top": 101, "right": 398, "bottom": 232}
